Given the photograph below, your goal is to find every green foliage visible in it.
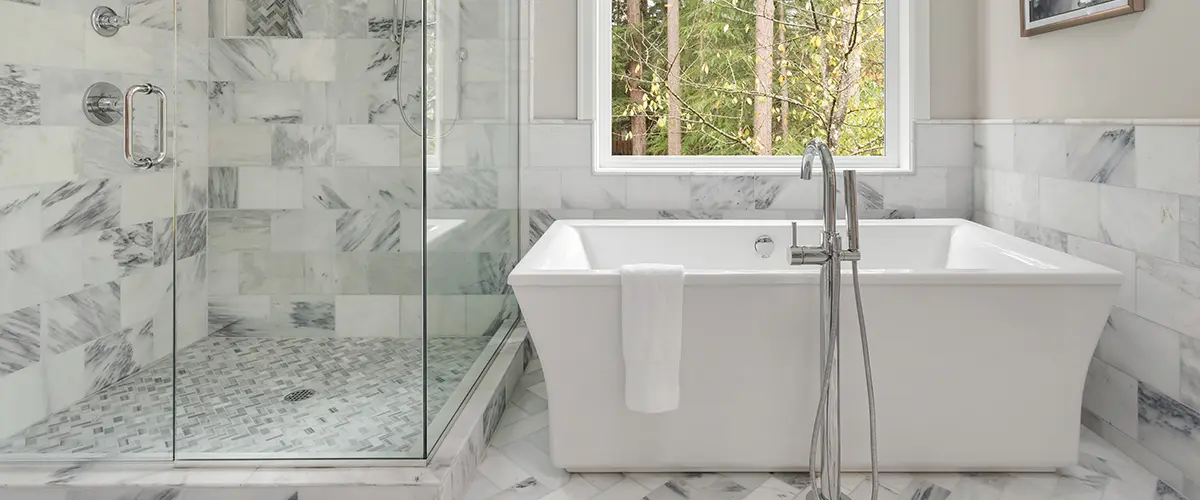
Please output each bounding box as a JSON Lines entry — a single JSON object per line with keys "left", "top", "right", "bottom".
{"left": 612, "top": 0, "right": 886, "bottom": 157}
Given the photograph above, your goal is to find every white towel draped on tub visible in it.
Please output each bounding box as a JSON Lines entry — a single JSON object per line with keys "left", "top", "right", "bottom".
{"left": 619, "top": 263, "right": 685, "bottom": 414}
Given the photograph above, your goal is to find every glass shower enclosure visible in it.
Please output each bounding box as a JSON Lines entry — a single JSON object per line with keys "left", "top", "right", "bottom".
{"left": 0, "top": 0, "right": 518, "bottom": 462}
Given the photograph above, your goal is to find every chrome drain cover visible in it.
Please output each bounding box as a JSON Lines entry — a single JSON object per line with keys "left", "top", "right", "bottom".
{"left": 283, "top": 389, "right": 315, "bottom": 402}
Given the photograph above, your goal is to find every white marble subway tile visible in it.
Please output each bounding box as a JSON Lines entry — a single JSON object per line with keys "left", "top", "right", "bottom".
{"left": 461, "top": 82, "right": 507, "bottom": 120}
{"left": 689, "top": 176, "right": 787, "bottom": 211}
{"left": 1100, "top": 185, "right": 1180, "bottom": 261}
{"left": 462, "top": 39, "right": 508, "bottom": 84}
{"left": 1064, "top": 126, "right": 1137, "bottom": 187}
{"left": 1137, "top": 126, "right": 1200, "bottom": 197}
{"left": 239, "top": 252, "right": 306, "bottom": 294}
{"left": 0, "top": 64, "right": 39, "bottom": 126}
{"left": 1098, "top": 308, "right": 1182, "bottom": 400}
{"left": 985, "top": 169, "right": 1039, "bottom": 223}
{"left": 208, "top": 251, "right": 240, "bottom": 296}
{"left": 210, "top": 39, "right": 337, "bottom": 82}
{"left": 174, "top": 259, "right": 204, "bottom": 349}
{"left": 209, "top": 81, "right": 306, "bottom": 124}
{"left": 209, "top": 125, "right": 272, "bottom": 166}
{"left": 41, "top": 281, "right": 121, "bottom": 355}
{"left": 466, "top": 295, "right": 509, "bottom": 336}
{"left": 176, "top": 165, "right": 209, "bottom": 217}
{"left": 42, "top": 338, "right": 87, "bottom": 414}
{"left": 269, "top": 296, "right": 335, "bottom": 334}
{"left": 428, "top": 295, "right": 468, "bottom": 337}
{"left": 0, "top": 125, "right": 77, "bottom": 188}
{"left": 0, "top": 1, "right": 85, "bottom": 68}
{"left": 974, "top": 124, "right": 1015, "bottom": 171}
{"left": 41, "top": 180, "right": 120, "bottom": 241}
{"left": 946, "top": 168, "right": 974, "bottom": 211}
{"left": 119, "top": 264, "right": 172, "bottom": 329}
{"left": 1068, "top": 236, "right": 1137, "bottom": 311}
{"left": 336, "top": 210, "right": 404, "bottom": 252}
{"left": 1039, "top": 176, "right": 1101, "bottom": 239}
{"left": 335, "top": 252, "right": 370, "bottom": 294}
{"left": 0, "top": 236, "right": 84, "bottom": 313}
{"left": 1013, "top": 221, "right": 1068, "bottom": 252}
{"left": 365, "top": 253, "right": 421, "bottom": 294}
{"left": 1084, "top": 358, "right": 1140, "bottom": 439}
{"left": 884, "top": 167, "right": 948, "bottom": 209}
{"left": 238, "top": 167, "right": 305, "bottom": 209}
{"left": 1136, "top": 256, "right": 1200, "bottom": 343}
{"left": 175, "top": 211, "right": 208, "bottom": 261}
{"left": 972, "top": 211, "right": 1015, "bottom": 235}
{"left": 0, "top": 305, "right": 39, "bottom": 376}
{"left": 304, "top": 167, "right": 423, "bottom": 209}
{"left": 298, "top": 0, "right": 369, "bottom": 38}
{"left": 272, "top": 124, "right": 334, "bottom": 167}
{"left": 209, "top": 210, "right": 272, "bottom": 251}
{"left": 0, "top": 363, "right": 47, "bottom": 439}
{"left": 120, "top": 171, "right": 174, "bottom": 226}
{"left": 83, "top": 222, "right": 155, "bottom": 286}
{"left": 426, "top": 209, "right": 514, "bottom": 253}
{"left": 84, "top": 24, "right": 168, "bottom": 75}
{"left": 1183, "top": 196, "right": 1200, "bottom": 268}
{"left": 625, "top": 176, "right": 690, "bottom": 210}
{"left": 207, "top": 295, "right": 269, "bottom": 333}
{"left": 85, "top": 320, "right": 155, "bottom": 394}
{"left": 519, "top": 169, "right": 561, "bottom": 210}
{"left": 770, "top": 176, "right": 824, "bottom": 211}
{"left": 270, "top": 210, "right": 337, "bottom": 252}
{"left": 0, "top": 186, "right": 41, "bottom": 250}
{"left": 209, "top": 167, "right": 238, "bottom": 209}
{"left": 434, "top": 167, "right": 500, "bottom": 209}
{"left": 1182, "top": 335, "right": 1200, "bottom": 413}
{"left": 528, "top": 124, "right": 591, "bottom": 169}
{"left": 916, "top": 123, "right": 973, "bottom": 168}
{"left": 442, "top": 123, "right": 517, "bottom": 169}
{"left": 399, "top": 294, "right": 422, "bottom": 338}
{"left": 1138, "top": 383, "right": 1200, "bottom": 480}
{"left": 337, "top": 125, "right": 402, "bottom": 167}
{"left": 335, "top": 295, "right": 400, "bottom": 337}
{"left": 1014, "top": 124, "right": 1068, "bottom": 176}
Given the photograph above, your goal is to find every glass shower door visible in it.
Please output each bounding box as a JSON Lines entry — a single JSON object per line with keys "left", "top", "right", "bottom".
{"left": 0, "top": 0, "right": 181, "bottom": 460}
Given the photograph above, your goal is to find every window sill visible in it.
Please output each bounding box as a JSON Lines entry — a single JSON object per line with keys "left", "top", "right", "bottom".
{"left": 592, "top": 156, "right": 912, "bottom": 176}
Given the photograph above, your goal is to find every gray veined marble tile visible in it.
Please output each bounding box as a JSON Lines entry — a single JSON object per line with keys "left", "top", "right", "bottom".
{"left": 434, "top": 168, "right": 499, "bottom": 209}
{"left": 209, "top": 167, "right": 239, "bottom": 209}
{"left": 298, "top": 0, "right": 369, "bottom": 38}
{"left": 85, "top": 319, "right": 154, "bottom": 394}
{"left": 336, "top": 124, "right": 402, "bottom": 166}
{"left": 209, "top": 38, "right": 337, "bottom": 82}
{"left": 1066, "top": 126, "right": 1137, "bottom": 187}
{"left": 153, "top": 216, "right": 175, "bottom": 265}
{"left": 0, "top": 185, "right": 41, "bottom": 250}
{"left": 271, "top": 296, "right": 335, "bottom": 331}
{"left": 1138, "top": 383, "right": 1200, "bottom": 480}
{"left": 42, "top": 180, "right": 120, "bottom": 241}
{"left": 337, "top": 209, "right": 404, "bottom": 252}
{"left": 209, "top": 81, "right": 309, "bottom": 124}
{"left": 1014, "top": 221, "right": 1069, "bottom": 252}
{"left": 84, "top": 222, "right": 155, "bottom": 286}
{"left": 1182, "top": 335, "right": 1200, "bottom": 429}
{"left": 0, "top": 305, "right": 39, "bottom": 375}
{"left": 42, "top": 281, "right": 121, "bottom": 355}
{"left": 690, "top": 176, "right": 786, "bottom": 211}
{"left": 1157, "top": 480, "right": 1187, "bottom": 500}
{"left": 1100, "top": 185, "right": 1180, "bottom": 261}
{"left": 240, "top": 251, "right": 307, "bottom": 294}
{"left": 367, "top": 252, "right": 421, "bottom": 294}
{"left": 270, "top": 209, "right": 336, "bottom": 252}
{"left": 177, "top": 166, "right": 208, "bottom": 216}
{"left": 175, "top": 211, "right": 208, "bottom": 261}
{"left": 0, "top": 237, "right": 84, "bottom": 313}
{"left": 209, "top": 210, "right": 272, "bottom": 252}
{"left": 303, "top": 166, "right": 422, "bottom": 209}
{"left": 126, "top": 0, "right": 175, "bottom": 29}
{"left": 272, "top": 124, "right": 334, "bottom": 167}
{"left": 0, "top": 64, "right": 39, "bottom": 125}
{"left": 246, "top": 0, "right": 303, "bottom": 37}
{"left": 1182, "top": 196, "right": 1200, "bottom": 268}
{"left": 1134, "top": 256, "right": 1200, "bottom": 342}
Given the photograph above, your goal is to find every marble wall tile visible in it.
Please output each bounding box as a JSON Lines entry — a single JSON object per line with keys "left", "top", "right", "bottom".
{"left": 1098, "top": 308, "right": 1183, "bottom": 399}
{"left": 41, "top": 281, "right": 121, "bottom": 355}
{"left": 1100, "top": 185, "right": 1180, "bottom": 261}
{"left": 303, "top": 167, "right": 422, "bottom": 209}
{"left": 270, "top": 209, "right": 337, "bottom": 252}
{"left": 175, "top": 254, "right": 208, "bottom": 350}
{"left": 1013, "top": 221, "right": 1068, "bottom": 252}
{"left": 177, "top": 166, "right": 210, "bottom": 219}
{"left": 1182, "top": 196, "right": 1200, "bottom": 268}
{"left": 442, "top": 123, "right": 517, "bottom": 169}
{"left": 527, "top": 124, "right": 591, "bottom": 169}
{"left": 1068, "top": 235, "right": 1137, "bottom": 311}
{"left": 974, "top": 124, "right": 1015, "bottom": 171}
{"left": 237, "top": 167, "right": 304, "bottom": 209}
{"left": 269, "top": 296, "right": 335, "bottom": 333}
{"left": 0, "top": 363, "right": 47, "bottom": 440}
{"left": 298, "top": 0, "right": 369, "bottom": 38}
{"left": 884, "top": 167, "right": 951, "bottom": 210}
{"left": 366, "top": 252, "right": 421, "bottom": 294}
{"left": 272, "top": 124, "right": 334, "bottom": 167}
{"left": 1136, "top": 256, "right": 1200, "bottom": 342}
{"left": 209, "top": 167, "right": 238, "bottom": 209}
{"left": 1015, "top": 124, "right": 1068, "bottom": 176}
{"left": 337, "top": 209, "right": 403, "bottom": 252}
{"left": 333, "top": 252, "right": 369, "bottom": 293}
{"left": 625, "top": 176, "right": 689, "bottom": 210}
{"left": 1182, "top": 335, "right": 1200, "bottom": 413}
{"left": 1064, "top": 126, "right": 1137, "bottom": 187}
{"left": 210, "top": 81, "right": 310, "bottom": 124}
{"left": 334, "top": 295, "right": 399, "bottom": 337}
{"left": 208, "top": 251, "right": 240, "bottom": 295}
{"left": 240, "top": 252, "right": 305, "bottom": 294}
{"left": 209, "top": 210, "right": 271, "bottom": 251}
{"left": 1084, "top": 358, "right": 1141, "bottom": 439}
{"left": 0, "top": 64, "right": 38, "bottom": 125}
{"left": 208, "top": 295, "right": 269, "bottom": 333}
{"left": 689, "top": 176, "right": 785, "bottom": 211}
{"left": 466, "top": 294, "right": 511, "bottom": 337}
{"left": 336, "top": 125, "right": 402, "bottom": 166}
{"left": 0, "top": 125, "right": 76, "bottom": 188}
{"left": 210, "top": 38, "right": 337, "bottom": 82}
{"left": 427, "top": 210, "right": 513, "bottom": 253}
{"left": 83, "top": 222, "right": 155, "bottom": 286}
{"left": 119, "top": 264, "right": 172, "bottom": 329}
{"left": 1139, "top": 383, "right": 1200, "bottom": 480}
{"left": 986, "top": 169, "right": 1039, "bottom": 223}
{"left": 428, "top": 295, "right": 466, "bottom": 336}
{"left": 84, "top": 24, "right": 171, "bottom": 75}
{"left": 41, "top": 180, "right": 119, "bottom": 241}
{"left": 210, "top": 125, "right": 272, "bottom": 165}
{"left": 0, "top": 305, "right": 39, "bottom": 375}
{"left": 1136, "top": 126, "right": 1200, "bottom": 197}
{"left": 519, "top": 169, "right": 560, "bottom": 210}
{"left": 916, "top": 124, "right": 974, "bottom": 168}
{"left": 84, "top": 320, "right": 154, "bottom": 394}
{"left": 0, "top": 186, "right": 41, "bottom": 250}
{"left": 434, "top": 167, "right": 499, "bottom": 209}
{"left": 176, "top": 211, "right": 208, "bottom": 260}
{"left": 1039, "top": 176, "right": 1101, "bottom": 240}
{"left": 43, "top": 338, "right": 86, "bottom": 413}
{"left": 0, "top": 1, "right": 85, "bottom": 68}
{"left": 0, "top": 237, "right": 84, "bottom": 313}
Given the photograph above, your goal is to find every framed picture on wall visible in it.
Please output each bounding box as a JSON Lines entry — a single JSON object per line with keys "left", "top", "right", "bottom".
{"left": 1021, "top": 0, "right": 1145, "bottom": 37}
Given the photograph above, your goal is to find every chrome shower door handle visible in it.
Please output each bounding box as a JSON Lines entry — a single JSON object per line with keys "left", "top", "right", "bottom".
{"left": 123, "top": 83, "right": 167, "bottom": 170}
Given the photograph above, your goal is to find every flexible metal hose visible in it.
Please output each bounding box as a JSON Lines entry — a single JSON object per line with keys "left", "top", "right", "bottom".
{"left": 807, "top": 260, "right": 879, "bottom": 500}
{"left": 395, "top": 0, "right": 460, "bottom": 139}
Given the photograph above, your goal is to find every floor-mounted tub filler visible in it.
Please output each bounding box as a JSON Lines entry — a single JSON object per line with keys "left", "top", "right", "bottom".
{"left": 508, "top": 151, "right": 1122, "bottom": 489}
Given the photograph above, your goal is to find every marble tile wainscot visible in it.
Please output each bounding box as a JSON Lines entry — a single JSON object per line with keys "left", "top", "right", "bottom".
{"left": 974, "top": 120, "right": 1200, "bottom": 498}
{"left": 517, "top": 121, "right": 976, "bottom": 252}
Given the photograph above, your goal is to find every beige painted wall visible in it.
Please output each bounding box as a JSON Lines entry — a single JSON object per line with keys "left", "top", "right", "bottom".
{"left": 533, "top": 0, "right": 978, "bottom": 120}
{"left": 976, "top": 0, "right": 1200, "bottom": 119}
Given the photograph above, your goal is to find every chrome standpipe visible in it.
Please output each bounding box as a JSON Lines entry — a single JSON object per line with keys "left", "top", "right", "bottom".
{"left": 789, "top": 139, "right": 869, "bottom": 500}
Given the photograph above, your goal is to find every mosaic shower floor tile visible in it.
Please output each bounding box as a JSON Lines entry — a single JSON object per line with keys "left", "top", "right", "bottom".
{"left": 0, "top": 337, "right": 491, "bottom": 457}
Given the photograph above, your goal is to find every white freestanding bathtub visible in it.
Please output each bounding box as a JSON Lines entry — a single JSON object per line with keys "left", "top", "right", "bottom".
{"left": 508, "top": 219, "right": 1122, "bottom": 472}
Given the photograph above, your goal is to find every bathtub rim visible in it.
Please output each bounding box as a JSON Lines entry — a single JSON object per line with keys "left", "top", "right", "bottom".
{"left": 511, "top": 218, "right": 1124, "bottom": 287}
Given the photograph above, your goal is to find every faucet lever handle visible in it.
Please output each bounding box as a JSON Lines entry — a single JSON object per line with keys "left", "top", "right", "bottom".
{"left": 791, "top": 222, "right": 798, "bottom": 247}
{"left": 842, "top": 170, "right": 860, "bottom": 253}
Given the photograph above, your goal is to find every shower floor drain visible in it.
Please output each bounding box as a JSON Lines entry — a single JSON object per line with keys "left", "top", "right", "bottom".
{"left": 283, "top": 389, "right": 315, "bottom": 402}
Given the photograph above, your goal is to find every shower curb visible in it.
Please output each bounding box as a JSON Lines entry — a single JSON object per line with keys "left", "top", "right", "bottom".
{"left": 0, "top": 326, "right": 532, "bottom": 500}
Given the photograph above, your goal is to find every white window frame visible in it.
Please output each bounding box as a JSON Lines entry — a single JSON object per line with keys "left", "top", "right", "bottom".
{"left": 580, "top": 0, "right": 928, "bottom": 174}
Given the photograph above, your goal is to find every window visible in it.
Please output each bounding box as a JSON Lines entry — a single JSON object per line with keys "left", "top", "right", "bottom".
{"left": 594, "top": 0, "right": 915, "bottom": 172}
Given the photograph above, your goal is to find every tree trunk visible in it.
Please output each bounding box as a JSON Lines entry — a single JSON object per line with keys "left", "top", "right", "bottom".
{"left": 666, "top": 0, "right": 682, "bottom": 155}
{"left": 752, "top": 0, "right": 774, "bottom": 155}
{"left": 828, "top": 0, "right": 863, "bottom": 152}
{"left": 627, "top": 0, "right": 647, "bottom": 155}
{"left": 777, "top": 0, "right": 788, "bottom": 141}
